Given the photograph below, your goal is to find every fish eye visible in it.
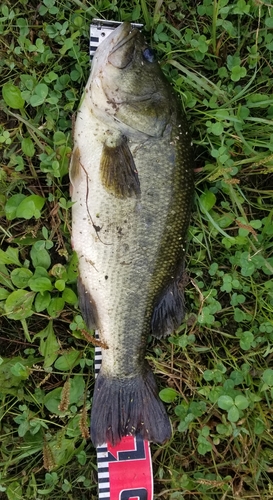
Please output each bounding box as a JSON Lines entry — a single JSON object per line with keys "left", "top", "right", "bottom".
{"left": 143, "top": 47, "right": 155, "bottom": 63}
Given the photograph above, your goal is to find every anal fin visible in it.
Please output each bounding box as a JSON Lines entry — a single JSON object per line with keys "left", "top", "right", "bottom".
{"left": 77, "top": 278, "right": 98, "bottom": 330}
{"left": 100, "top": 135, "right": 140, "bottom": 198}
{"left": 69, "top": 146, "right": 81, "bottom": 196}
{"left": 151, "top": 280, "right": 185, "bottom": 338}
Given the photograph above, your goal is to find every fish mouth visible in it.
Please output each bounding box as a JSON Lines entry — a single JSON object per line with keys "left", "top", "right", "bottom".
{"left": 108, "top": 23, "right": 139, "bottom": 69}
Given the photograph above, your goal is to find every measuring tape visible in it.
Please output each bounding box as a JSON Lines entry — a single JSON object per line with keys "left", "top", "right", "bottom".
{"left": 90, "top": 19, "right": 153, "bottom": 500}
{"left": 94, "top": 336, "right": 153, "bottom": 499}
{"left": 90, "top": 21, "right": 153, "bottom": 498}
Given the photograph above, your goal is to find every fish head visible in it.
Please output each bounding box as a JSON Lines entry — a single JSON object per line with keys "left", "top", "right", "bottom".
{"left": 90, "top": 22, "right": 174, "bottom": 139}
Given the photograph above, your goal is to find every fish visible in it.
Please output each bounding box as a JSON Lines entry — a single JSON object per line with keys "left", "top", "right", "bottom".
{"left": 69, "top": 22, "right": 194, "bottom": 447}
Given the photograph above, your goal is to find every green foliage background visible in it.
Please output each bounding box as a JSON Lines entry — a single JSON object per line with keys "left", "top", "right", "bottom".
{"left": 1, "top": 0, "right": 273, "bottom": 498}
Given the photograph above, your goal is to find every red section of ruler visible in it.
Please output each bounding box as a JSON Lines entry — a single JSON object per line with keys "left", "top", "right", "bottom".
{"left": 96, "top": 434, "right": 153, "bottom": 499}
{"left": 107, "top": 434, "right": 153, "bottom": 500}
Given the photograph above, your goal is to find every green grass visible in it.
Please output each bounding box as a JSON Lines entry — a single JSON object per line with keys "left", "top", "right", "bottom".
{"left": 1, "top": 0, "right": 273, "bottom": 498}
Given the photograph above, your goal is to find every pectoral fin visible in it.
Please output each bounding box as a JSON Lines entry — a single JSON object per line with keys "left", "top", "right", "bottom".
{"left": 100, "top": 136, "right": 140, "bottom": 198}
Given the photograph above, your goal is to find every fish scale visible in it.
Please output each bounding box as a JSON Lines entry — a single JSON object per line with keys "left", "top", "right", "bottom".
{"left": 70, "top": 22, "right": 194, "bottom": 447}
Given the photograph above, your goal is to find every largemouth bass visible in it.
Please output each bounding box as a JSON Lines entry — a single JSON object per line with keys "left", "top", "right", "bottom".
{"left": 70, "top": 22, "right": 194, "bottom": 447}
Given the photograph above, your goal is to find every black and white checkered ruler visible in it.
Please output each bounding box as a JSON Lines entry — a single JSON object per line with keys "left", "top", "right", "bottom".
{"left": 91, "top": 21, "right": 153, "bottom": 499}
{"left": 94, "top": 331, "right": 153, "bottom": 500}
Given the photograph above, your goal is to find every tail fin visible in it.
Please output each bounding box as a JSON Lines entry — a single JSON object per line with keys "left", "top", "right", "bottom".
{"left": 91, "top": 368, "right": 172, "bottom": 447}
